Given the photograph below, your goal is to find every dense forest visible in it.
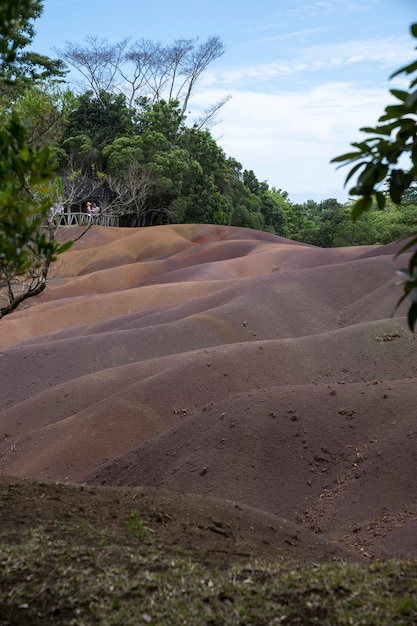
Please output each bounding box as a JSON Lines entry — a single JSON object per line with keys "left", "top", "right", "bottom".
{"left": 2, "top": 3, "right": 417, "bottom": 249}
{"left": 9, "top": 79, "right": 417, "bottom": 246}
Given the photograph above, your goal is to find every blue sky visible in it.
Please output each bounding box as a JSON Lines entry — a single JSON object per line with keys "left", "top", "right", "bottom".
{"left": 33, "top": 0, "right": 416, "bottom": 203}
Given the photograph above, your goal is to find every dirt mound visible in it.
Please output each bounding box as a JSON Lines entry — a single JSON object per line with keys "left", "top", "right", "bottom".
{"left": 0, "top": 224, "right": 415, "bottom": 561}
{"left": 0, "top": 476, "right": 358, "bottom": 566}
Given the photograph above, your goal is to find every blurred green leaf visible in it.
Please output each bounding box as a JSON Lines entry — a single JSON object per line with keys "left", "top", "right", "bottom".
{"left": 351, "top": 195, "right": 373, "bottom": 220}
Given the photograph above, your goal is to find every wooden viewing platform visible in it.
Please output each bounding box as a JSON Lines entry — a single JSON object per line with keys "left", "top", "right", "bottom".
{"left": 55, "top": 212, "right": 120, "bottom": 227}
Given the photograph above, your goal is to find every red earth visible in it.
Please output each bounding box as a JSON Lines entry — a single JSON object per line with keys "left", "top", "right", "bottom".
{"left": 1, "top": 223, "right": 416, "bottom": 562}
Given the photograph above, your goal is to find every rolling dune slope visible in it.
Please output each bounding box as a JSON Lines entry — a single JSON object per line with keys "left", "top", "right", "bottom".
{"left": 1, "top": 223, "right": 416, "bottom": 559}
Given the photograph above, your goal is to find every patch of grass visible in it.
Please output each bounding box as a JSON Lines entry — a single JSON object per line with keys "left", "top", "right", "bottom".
{"left": 125, "top": 510, "right": 149, "bottom": 541}
{"left": 1, "top": 522, "right": 417, "bottom": 625}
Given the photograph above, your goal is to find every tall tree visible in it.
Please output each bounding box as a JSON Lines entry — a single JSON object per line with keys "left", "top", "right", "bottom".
{"left": 0, "top": 0, "right": 71, "bottom": 319}
{"left": 55, "top": 36, "right": 125, "bottom": 101}
{"left": 61, "top": 90, "right": 135, "bottom": 170}
{"left": 12, "top": 83, "right": 74, "bottom": 149}
{"left": 0, "top": 0, "right": 66, "bottom": 101}
{"left": 57, "top": 35, "right": 226, "bottom": 123}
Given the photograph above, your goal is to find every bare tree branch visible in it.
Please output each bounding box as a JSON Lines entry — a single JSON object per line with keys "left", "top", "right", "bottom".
{"left": 56, "top": 37, "right": 124, "bottom": 98}
{"left": 0, "top": 216, "right": 55, "bottom": 318}
{"left": 107, "top": 165, "right": 155, "bottom": 226}
{"left": 56, "top": 35, "right": 226, "bottom": 113}
{"left": 166, "top": 38, "right": 194, "bottom": 102}
{"left": 194, "top": 95, "right": 232, "bottom": 131}
{"left": 178, "top": 36, "right": 225, "bottom": 115}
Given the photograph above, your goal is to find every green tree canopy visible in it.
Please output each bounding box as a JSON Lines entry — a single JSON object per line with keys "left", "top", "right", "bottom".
{"left": 0, "top": 0, "right": 66, "bottom": 102}
{"left": 0, "top": 0, "right": 71, "bottom": 318}
{"left": 62, "top": 90, "right": 135, "bottom": 167}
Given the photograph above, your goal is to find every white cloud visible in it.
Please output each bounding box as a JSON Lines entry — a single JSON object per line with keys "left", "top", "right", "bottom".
{"left": 202, "top": 35, "right": 413, "bottom": 90}
{"left": 301, "top": 0, "right": 378, "bottom": 16}
{"left": 188, "top": 28, "right": 415, "bottom": 202}
{"left": 190, "top": 81, "right": 394, "bottom": 202}
{"left": 247, "top": 28, "right": 323, "bottom": 45}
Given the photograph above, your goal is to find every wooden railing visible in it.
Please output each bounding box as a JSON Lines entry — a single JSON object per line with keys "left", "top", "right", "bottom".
{"left": 55, "top": 212, "right": 119, "bottom": 227}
